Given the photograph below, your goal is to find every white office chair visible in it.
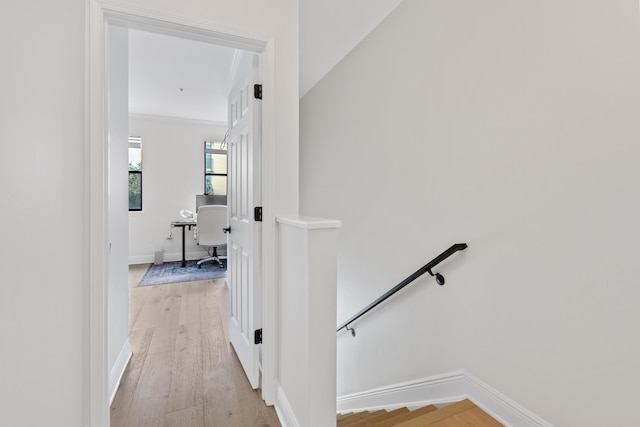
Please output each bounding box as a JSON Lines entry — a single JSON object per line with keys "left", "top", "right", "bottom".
{"left": 195, "top": 205, "right": 228, "bottom": 269}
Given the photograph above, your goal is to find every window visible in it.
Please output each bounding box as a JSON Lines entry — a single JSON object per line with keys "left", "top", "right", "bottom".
{"left": 204, "top": 140, "right": 227, "bottom": 195}
{"left": 128, "top": 136, "right": 142, "bottom": 211}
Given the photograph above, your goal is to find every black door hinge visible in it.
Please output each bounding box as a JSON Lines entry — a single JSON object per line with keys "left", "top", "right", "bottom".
{"left": 254, "top": 84, "right": 262, "bottom": 100}
{"left": 254, "top": 206, "right": 262, "bottom": 222}
{"left": 254, "top": 328, "right": 263, "bottom": 344}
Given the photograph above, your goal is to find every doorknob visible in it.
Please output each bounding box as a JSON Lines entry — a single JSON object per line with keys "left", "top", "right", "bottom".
{"left": 223, "top": 227, "right": 231, "bottom": 234}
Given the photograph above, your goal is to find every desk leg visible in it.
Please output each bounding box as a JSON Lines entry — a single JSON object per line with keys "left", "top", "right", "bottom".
{"left": 181, "top": 226, "right": 186, "bottom": 268}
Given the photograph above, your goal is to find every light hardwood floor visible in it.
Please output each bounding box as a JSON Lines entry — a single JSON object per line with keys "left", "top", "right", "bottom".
{"left": 110, "top": 264, "right": 280, "bottom": 427}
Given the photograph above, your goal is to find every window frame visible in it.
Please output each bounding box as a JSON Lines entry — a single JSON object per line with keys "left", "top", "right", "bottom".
{"left": 204, "top": 141, "right": 227, "bottom": 196}
{"left": 128, "top": 136, "right": 142, "bottom": 212}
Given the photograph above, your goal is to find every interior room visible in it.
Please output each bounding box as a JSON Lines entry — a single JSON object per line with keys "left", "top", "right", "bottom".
{"left": 5, "top": 1, "right": 640, "bottom": 426}
{"left": 106, "top": 24, "right": 275, "bottom": 426}
{"left": 126, "top": 29, "right": 233, "bottom": 265}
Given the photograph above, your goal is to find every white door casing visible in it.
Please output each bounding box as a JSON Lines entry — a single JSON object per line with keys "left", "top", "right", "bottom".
{"left": 90, "top": 6, "right": 279, "bottom": 424}
{"left": 227, "top": 51, "right": 262, "bottom": 389}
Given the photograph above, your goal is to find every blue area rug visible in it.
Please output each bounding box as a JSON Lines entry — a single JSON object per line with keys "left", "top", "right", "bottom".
{"left": 137, "top": 260, "right": 227, "bottom": 287}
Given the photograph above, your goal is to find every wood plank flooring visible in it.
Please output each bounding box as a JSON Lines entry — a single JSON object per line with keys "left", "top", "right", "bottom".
{"left": 111, "top": 264, "right": 280, "bottom": 427}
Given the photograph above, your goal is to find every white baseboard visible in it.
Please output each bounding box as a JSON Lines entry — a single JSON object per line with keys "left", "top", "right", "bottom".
{"left": 129, "top": 255, "right": 154, "bottom": 264}
{"left": 275, "top": 382, "right": 301, "bottom": 427}
{"left": 129, "top": 251, "right": 207, "bottom": 265}
{"left": 109, "top": 339, "right": 132, "bottom": 405}
{"left": 337, "top": 370, "right": 467, "bottom": 413}
{"left": 464, "top": 372, "right": 552, "bottom": 427}
{"left": 336, "top": 370, "right": 552, "bottom": 427}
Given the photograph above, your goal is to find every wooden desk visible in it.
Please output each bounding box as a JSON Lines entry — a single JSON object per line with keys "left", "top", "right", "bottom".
{"left": 170, "top": 220, "right": 196, "bottom": 267}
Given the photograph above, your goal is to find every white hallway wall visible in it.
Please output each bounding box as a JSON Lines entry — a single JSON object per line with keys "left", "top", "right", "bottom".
{"left": 0, "top": 1, "right": 85, "bottom": 425}
{"left": 0, "top": 0, "right": 298, "bottom": 425}
{"left": 128, "top": 115, "right": 227, "bottom": 264}
{"left": 300, "top": 0, "right": 640, "bottom": 426}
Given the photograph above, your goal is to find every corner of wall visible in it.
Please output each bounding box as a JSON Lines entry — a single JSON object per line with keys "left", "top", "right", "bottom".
{"left": 336, "top": 370, "right": 552, "bottom": 427}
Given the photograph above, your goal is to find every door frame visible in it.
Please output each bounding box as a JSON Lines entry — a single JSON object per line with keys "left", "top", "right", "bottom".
{"left": 87, "top": 2, "right": 278, "bottom": 425}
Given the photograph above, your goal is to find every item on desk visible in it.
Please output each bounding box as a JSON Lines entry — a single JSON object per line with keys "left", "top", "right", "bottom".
{"left": 179, "top": 209, "right": 197, "bottom": 221}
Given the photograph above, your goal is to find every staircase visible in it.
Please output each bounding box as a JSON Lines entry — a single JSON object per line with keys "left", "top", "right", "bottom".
{"left": 337, "top": 399, "right": 503, "bottom": 426}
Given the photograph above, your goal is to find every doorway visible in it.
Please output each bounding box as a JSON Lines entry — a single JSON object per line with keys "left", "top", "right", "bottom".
{"left": 113, "top": 22, "right": 264, "bottom": 394}
{"left": 89, "top": 6, "right": 277, "bottom": 426}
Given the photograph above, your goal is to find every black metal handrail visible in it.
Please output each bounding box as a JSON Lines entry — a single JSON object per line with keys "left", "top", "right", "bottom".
{"left": 337, "top": 243, "right": 468, "bottom": 336}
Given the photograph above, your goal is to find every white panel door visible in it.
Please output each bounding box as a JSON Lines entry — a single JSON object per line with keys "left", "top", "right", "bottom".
{"left": 227, "top": 51, "right": 262, "bottom": 389}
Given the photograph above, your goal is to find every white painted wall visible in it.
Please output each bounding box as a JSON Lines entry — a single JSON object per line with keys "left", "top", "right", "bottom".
{"left": 300, "top": 1, "right": 640, "bottom": 426}
{"left": 128, "top": 115, "right": 227, "bottom": 264}
{"left": 1, "top": 0, "right": 298, "bottom": 425}
{"left": 0, "top": 0, "right": 85, "bottom": 425}
{"left": 107, "top": 24, "right": 132, "bottom": 401}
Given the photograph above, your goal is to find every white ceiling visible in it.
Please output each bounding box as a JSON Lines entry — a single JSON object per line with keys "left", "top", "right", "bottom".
{"left": 299, "top": 0, "right": 403, "bottom": 96}
{"left": 128, "top": 29, "right": 237, "bottom": 123}
{"left": 128, "top": 0, "right": 403, "bottom": 121}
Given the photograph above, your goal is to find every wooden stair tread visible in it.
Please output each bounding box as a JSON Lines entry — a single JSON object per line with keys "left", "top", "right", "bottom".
{"left": 343, "top": 407, "right": 411, "bottom": 426}
{"left": 339, "top": 399, "right": 502, "bottom": 427}
{"left": 337, "top": 410, "right": 386, "bottom": 426}
{"left": 337, "top": 412, "right": 360, "bottom": 423}
{"left": 394, "top": 400, "right": 478, "bottom": 426}
{"left": 430, "top": 407, "right": 503, "bottom": 427}
{"left": 368, "top": 405, "right": 438, "bottom": 427}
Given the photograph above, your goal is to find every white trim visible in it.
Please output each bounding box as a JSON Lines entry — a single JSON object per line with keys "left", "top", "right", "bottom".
{"left": 100, "top": 1, "right": 269, "bottom": 52}
{"left": 226, "top": 49, "right": 243, "bottom": 93}
{"left": 276, "top": 216, "right": 342, "bottom": 230}
{"left": 336, "top": 370, "right": 467, "bottom": 414}
{"left": 109, "top": 340, "right": 132, "bottom": 405}
{"left": 260, "top": 38, "right": 277, "bottom": 406}
{"left": 87, "top": 2, "right": 109, "bottom": 426}
{"left": 336, "top": 370, "right": 553, "bottom": 427}
{"left": 464, "top": 372, "right": 553, "bottom": 427}
{"left": 128, "top": 251, "right": 210, "bottom": 265}
{"left": 88, "top": 2, "right": 278, "bottom": 425}
{"left": 274, "top": 382, "right": 301, "bottom": 427}
{"left": 128, "top": 255, "right": 154, "bottom": 265}
{"left": 128, "top": 113, "right": 227, "bottom": 128}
